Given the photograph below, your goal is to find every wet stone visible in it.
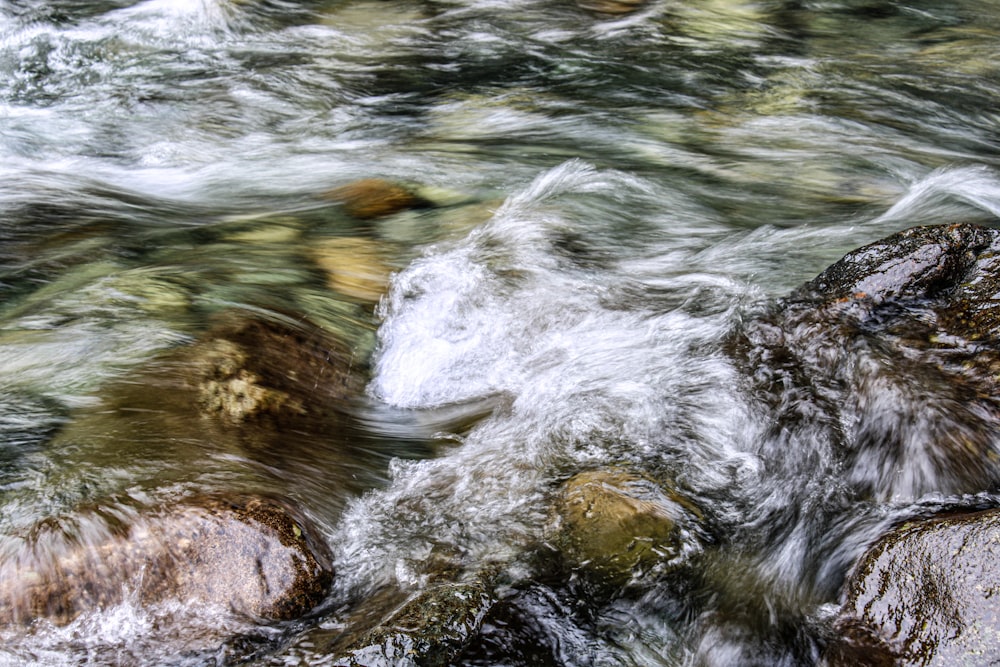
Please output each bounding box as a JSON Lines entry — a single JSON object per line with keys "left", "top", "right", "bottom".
{"left": 321, "top": 179, "right": 431, "bottom": 221}
{"left": 576, "top": 0, "right": 647, "bottom": 15}
{"left": 731, "top": 223, "right": 1000, "bottom": 501}
{"left": 311, "top": 237, "right": 393, "bottom": 303}
{"left": 554, "top": 469, "right": 703, "bottom": 590}
{"left": 333, "top": 574, "right": 498, "bottom": 667}
{"left": 184, "top": 311, "right": 365, "bottom": 425}
{"left": 826, "top": 509, "right": 1000, "bottom": 666}
{"left": 0, "top": 494, "right": 334, "bottom": 626}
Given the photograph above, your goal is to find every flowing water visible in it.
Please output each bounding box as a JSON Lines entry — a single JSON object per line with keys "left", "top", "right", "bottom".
{"left": 1, "top": 0, "right": 1000, "bottom": 664}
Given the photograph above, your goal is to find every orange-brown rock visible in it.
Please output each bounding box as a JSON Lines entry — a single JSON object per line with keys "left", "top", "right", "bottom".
{"left": 322, "top": 179, "right": 430, "bottom": 220}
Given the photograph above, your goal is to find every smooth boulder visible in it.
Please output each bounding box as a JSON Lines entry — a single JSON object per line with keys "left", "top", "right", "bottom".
{"left": 827, "top": 509, "right": 1000, "bottom": 666}
{"left": 554, "top": 468, "right": 704, "bottom": 591}
{"left": 0, "top": 494, "right": 334, "bottom": 626}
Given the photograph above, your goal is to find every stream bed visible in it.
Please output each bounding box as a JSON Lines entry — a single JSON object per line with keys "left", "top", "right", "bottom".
{"left": 2, "top": 0, "right": 1000, "bottom": 664}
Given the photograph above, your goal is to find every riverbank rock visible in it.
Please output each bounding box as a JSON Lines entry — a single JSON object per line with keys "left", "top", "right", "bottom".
{"left": 732, "top": 223, "right": 1000, "bottom": 501}
{"left": 0, "top": 494, "right": 334, "bottom": 626}
{"left": 322, "top": 179, "right": 431, "bottom": 220}
{"left": 825, "top": 509, "right": 1000, "bottom": 666}
{"left": 553, "top": 469, "right": 703, "bottom": 591}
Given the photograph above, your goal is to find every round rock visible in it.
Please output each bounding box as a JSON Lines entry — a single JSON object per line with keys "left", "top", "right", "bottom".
{"left": 828, "top": 509, "right": 1000, "bottom": 666}
{"left": 0, "top": 494, "right": 334, "bottom": 625}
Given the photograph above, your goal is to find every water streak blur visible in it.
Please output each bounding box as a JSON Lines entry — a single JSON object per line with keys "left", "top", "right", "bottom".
{"left": 0, "top": 0, "right": 999, "bottom": 664}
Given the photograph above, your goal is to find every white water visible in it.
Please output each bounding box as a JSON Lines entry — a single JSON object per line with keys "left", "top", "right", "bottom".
{"left": 1, "top": 0, "right": 1000, "bottom": 663}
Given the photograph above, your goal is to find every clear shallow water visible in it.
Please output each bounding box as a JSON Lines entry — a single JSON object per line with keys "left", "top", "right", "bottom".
{"left": 0, "top": 0, "right": 1000, "bottom": 664}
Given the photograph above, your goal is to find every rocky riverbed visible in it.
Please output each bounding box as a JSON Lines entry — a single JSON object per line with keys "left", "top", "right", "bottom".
{"left": 3, "top": 0, "right": 1000, "bottom": 664}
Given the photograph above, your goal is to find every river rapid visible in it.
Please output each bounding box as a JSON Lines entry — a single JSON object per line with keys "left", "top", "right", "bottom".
{"left": 1, "top": 0, "right": 1000, "bottom": 664}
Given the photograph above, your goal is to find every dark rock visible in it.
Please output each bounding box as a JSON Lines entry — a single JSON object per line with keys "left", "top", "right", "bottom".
{"left": 732, "top": 223, "right": 1000, "bottom": 501}
{"left": 332, "top": 572, "right": 499, "bottom": 667}
{"left": 188, "top": 311, "right": 364, "bottom": 424}
{"left": 826, "top": 509, "right": 1000, "bottom": 666}
{"left": 0, "top": 494, "right": 334, "bottom": 626}
{"left": 102, "top": 310, "right": 365, "bottom": 432}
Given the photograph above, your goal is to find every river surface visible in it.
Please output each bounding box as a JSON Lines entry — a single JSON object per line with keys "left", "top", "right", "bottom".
{"left": 1, "top": 0, "right": 1000, "bottom": 665}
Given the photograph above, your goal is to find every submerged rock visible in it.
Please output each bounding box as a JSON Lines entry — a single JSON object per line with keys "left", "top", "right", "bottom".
{"left": 554, "top": 469, "right": 703, "bottom": 591}
{"left": 826, "top": 509, "right": 1000, "bottom": 666}
{"left": 732, "top": 223, "right": 1000, "bottom": 501}
{"left": 0, "top": 494, "right": 334, "bottom": 626}
{"left": 322, "top": 179, "right": 431, "bottom": 221}
{"left": 333, "top": 574, "right": 499, "bottom": 667}
{"left": 311, "top": 236, "right": 393, "bottom": 303}
{"left": 179, "top": 310, "right": 364, "bottom": 425}
{"left": 28, "top": 309, "right": 373, "bottom": 518}
{"left": 577, "top": 0, "right": 647, "bottom": 15}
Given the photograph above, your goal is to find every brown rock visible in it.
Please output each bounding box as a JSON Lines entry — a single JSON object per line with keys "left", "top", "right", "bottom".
{"left": 827, "top": 509, "right": 1000, "bottom": 666}
{"left": 311, "top": 237, "right": 392, "bottom": 303}
{"left": 322, "top": 179, "right": 430, "bottom": 220}
{"left": 183, "top": 311, "right": 364, "bottom": 425}
{"left": 0, "top": 494, "right": 334, "bottom": 626}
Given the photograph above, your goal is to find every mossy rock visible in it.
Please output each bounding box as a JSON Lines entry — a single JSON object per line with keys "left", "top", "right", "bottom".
{"left": 826, "top": 509, "right": 1000, "bottom": 666}
{"left": 0, "top": 494, "right": 334, "bottom": 626}
{"left": 554, "top": 469, "right": 703, "bottom": 590}
{"left": 171, "top": 310, "right": 365, "bottom": 426}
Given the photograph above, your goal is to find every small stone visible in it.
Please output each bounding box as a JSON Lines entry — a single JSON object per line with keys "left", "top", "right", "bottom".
{"left": 311, "top": 237, "right": 392, "bottom": 303}
{"left": 224, "top": 218, "right": 302, "bottom": 244}
{"left": 322, "top": 179, "right": 430, "bottom": 220}
{"left": 576, "top": 0, "right": 646, "bottom": 14}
